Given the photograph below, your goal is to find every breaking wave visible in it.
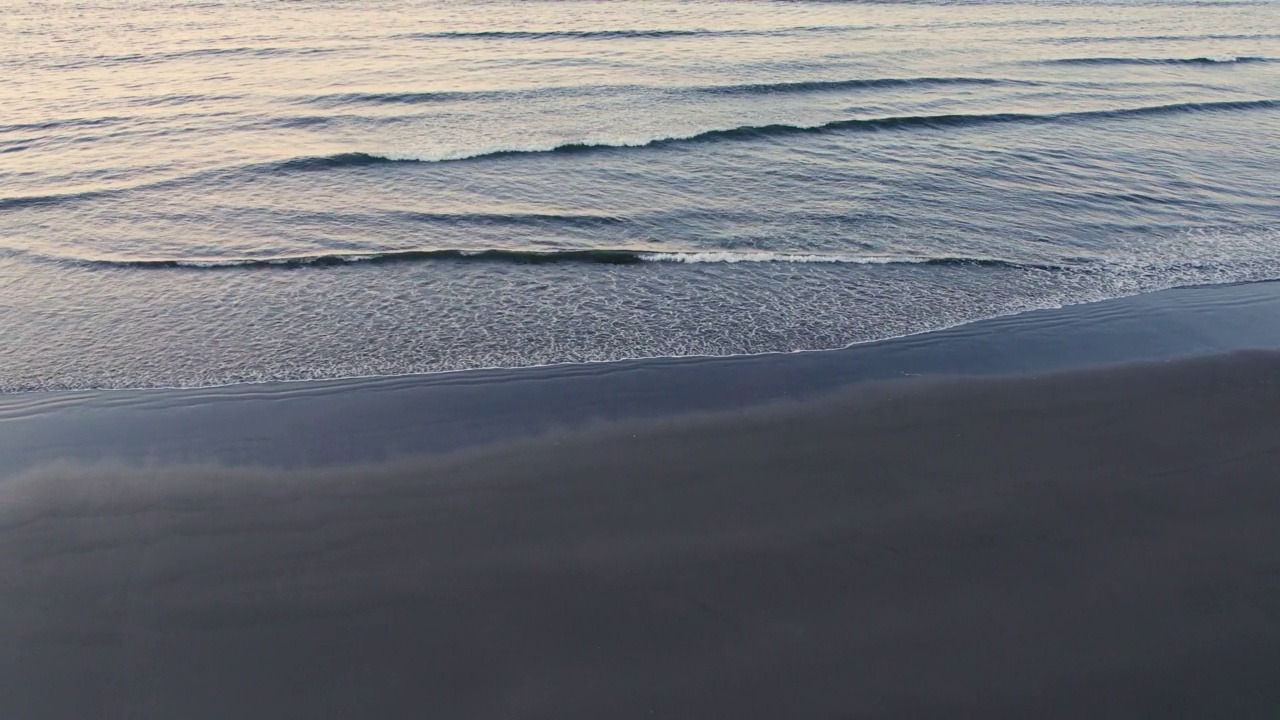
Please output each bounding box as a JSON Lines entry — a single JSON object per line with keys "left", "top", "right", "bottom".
{"left": 398, "top": 28, "right": 725, "bottom": 40}
{"left": 1043, "top": 55, "right": 1273, "bottom": 66}
{"left": 6, "top": 99, "right": 1273, "bottom": 211}
{"left": 275, "top": 99, "right": 1279, "bottom": 169}
{"left": 70, "top": 248, "right": 1069, "bottom": 270}
{"left": 303, "top": 76, "right": 1019, "bottom": 107}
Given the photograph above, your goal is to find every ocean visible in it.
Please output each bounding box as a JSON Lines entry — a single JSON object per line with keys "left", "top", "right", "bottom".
{"left": 2, "top": 0, "right": 1277, "bottom": 391}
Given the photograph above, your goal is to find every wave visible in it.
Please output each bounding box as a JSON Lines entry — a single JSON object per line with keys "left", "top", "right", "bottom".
{"left": 641, "top": 252, "right": 1056, "bottom": 269}
{"left": 699, "top": 76, "right": 1016, "bottom": 96}
{"left": 276, "top": 152, "right": 400, "bottom": 171}
{"left": 66, "top": 45, "right": 339, "bottom": 69}
{"left": 393, "top": 25, "right": 870, "bottom": 42}
{"left": 0, "top": 190, "right": 115, "bottom": 211}
{"left": 70, "top": 248, "right": 1067, "bottom": 270}
{"left": 0, "top": 116, "right": 127, "bottom": 134}
{"left": 1048, "top": 33, "right": 1280, "bottom": 44}
{"left": 307, "top": 90, "right": 493, "bottom": 106}
{"left": 5, "top": 99, "right": 1274, "bottom": 210}
{"left": 1043, "top": 56, "right": 1273, "bottom": 66}
{"left": 304, "top": 76, "right": 1020, "bottom": 108}
{"left": 274, "top": 99, "right": 1278, "bottom": 169}
{"left": 398, "top": 28, "right": 724, "bottom": 41}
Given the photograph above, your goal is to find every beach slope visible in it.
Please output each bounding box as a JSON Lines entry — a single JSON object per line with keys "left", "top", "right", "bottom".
{"left": 5, "top": 351, "right": 1280, "bottom": 718}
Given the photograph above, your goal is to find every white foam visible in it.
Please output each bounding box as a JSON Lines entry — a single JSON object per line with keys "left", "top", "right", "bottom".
{"left": 641, "top": 251, "right": 929, "bottom": 264}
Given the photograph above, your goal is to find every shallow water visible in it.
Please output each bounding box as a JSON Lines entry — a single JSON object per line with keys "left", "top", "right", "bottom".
{"left": 2, "top": 0, "right": 1278, "bottom": 390}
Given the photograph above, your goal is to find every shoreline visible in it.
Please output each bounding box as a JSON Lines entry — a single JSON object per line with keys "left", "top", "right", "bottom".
{"left": 5, "top": 276, "right": 1280, "bottom": 398}
{"left": 7, "top": 278, "right": 1280, "bottom": 717}
{"left": 5, "top": 278, "right": 1280, "bottom": 474}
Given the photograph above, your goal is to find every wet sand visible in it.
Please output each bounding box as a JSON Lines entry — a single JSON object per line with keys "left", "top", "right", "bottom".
{"left": 5, "top": 350, "right": 1280, "bottom": 718}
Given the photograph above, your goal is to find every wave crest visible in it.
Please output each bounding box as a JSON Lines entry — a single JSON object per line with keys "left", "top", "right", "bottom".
{"left": 274, "top": 99, "right": 1278, "bottom": 169}
{"left": 305, "top": 76, "right": 1019, "bottom": 107}
{"left": 393, "top": 25, "right": 869, "bottom": 42}
{"left": 1044, "top": 55, "right": 1272, "bottom": 66}
{"left": 69, "top": 248, "right": 1068, "bottom": 271}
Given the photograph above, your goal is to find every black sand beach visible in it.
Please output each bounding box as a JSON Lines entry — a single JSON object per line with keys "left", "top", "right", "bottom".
{"left": 7, "top": 0, "right": 1279, "bottom": 714}
{"left": 5, "top": 285, "right": 1280, "bottom": 718}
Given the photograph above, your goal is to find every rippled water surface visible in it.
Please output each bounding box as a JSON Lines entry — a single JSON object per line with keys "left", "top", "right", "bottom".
{"left": 2, "top": 0, "right": 1278, "bottom": 390}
